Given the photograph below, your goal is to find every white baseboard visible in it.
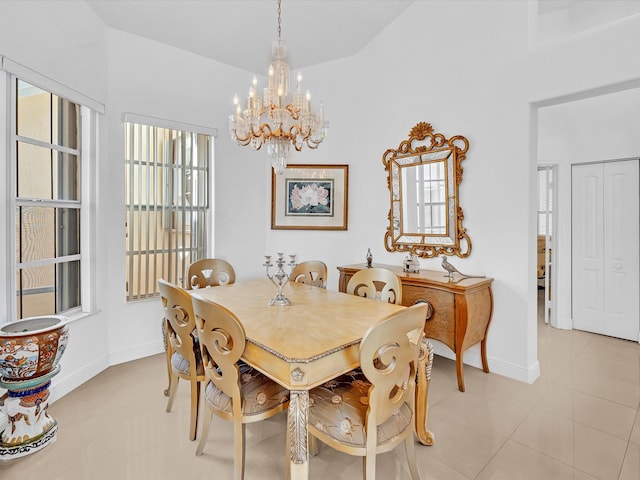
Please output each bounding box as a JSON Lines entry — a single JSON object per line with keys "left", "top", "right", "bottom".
{"left": 108, "top": 341, "right": 165, "bottom": 366}
{"left": 47, "top": 341, "right": 165, "bottom": 404}
{"left": 553, "top": 315, "right": 573, "bottom": 330}
{"left": 49, "top": 353, "right": 110, "bottom": 403}
{"left": 491, "top": 356, "right": 541, "bottom": 384}
{"left": 430, "top": 341, "right": 541, "bottom": 384}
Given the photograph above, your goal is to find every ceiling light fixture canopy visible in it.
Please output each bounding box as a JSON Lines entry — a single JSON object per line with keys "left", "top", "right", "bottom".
{"left": 228, "top": 0, "right": 329, "bottom": 174}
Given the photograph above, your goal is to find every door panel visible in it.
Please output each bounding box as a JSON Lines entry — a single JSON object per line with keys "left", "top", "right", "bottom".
{"left": 603, "top": 160, "right": 639, "bottom": 341}
{"left": 572, "top": 164, "right": 604, "bottom": 334}
{"left": 572, "top": 160, "right": 639, "bottom": 341}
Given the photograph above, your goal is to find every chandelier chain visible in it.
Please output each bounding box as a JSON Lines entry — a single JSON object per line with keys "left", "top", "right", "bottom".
{"left": 277, "top": 0, "right": 282, "bottom": 39}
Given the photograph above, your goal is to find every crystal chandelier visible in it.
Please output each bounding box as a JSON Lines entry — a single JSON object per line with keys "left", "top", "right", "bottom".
{"left": 228, "top": 0, "right": 329, "bottom": 175}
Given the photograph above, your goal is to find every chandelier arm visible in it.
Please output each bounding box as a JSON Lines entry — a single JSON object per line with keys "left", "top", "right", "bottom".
{"left": 232, "top": 130, "right": 253, "bottom": 145}
{"left": 232, "top": 125, "right": 270, "bottom": 149}
{"left": 248, "top": 123, "right": 298, "bottom": 142}
{"left": 304, "top": 138, "right": 321, "bottom": 150}
{"left": 284, "top": 104, "right": 300, "bottom": 120}
{"left": 288, "top": 124, "right": 301, "bottom": 136}
{"left": 234, "top": 127, "right": 260, "bottom": 144}
{"left": 253, "top": 123, "right": 274, "bottom": 139}
{"left": 288, "top": 126, "right": 305, "bottom": 150}
{"left": 291, "top": 124, "right": 311, "bottom": 141}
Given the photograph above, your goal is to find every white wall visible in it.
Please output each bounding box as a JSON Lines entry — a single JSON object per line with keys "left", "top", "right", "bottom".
{"left": 538, "top": 88, "right": 640, "bottom": 330}
{"left": 536, "top": 0, "right": 640, "bottom": 46}
{"left": 295, "top": 0, "right": 538, "bottom": 381}
{"left": 0, "top": 0, "right": 111, "bottom": 399}
{"left": 1, "top": 1, "right": 639, "bottom": 400}
{"left": 0, "top": 1, "right": 107, "bottom": 102}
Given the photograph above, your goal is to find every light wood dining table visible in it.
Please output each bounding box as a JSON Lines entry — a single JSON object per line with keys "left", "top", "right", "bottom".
{"left": 192, "top": 278, "right": 434, "bottom": 479}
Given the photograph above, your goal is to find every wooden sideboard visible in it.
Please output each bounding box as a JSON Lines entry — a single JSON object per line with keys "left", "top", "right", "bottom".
{"left": 337, "top": 263, "right": 494, "bottom": 392}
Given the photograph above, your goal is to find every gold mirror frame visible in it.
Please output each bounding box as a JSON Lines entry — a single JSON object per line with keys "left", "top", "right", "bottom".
{"left": 383, "top": 122, "right": 471, "bottom": 258}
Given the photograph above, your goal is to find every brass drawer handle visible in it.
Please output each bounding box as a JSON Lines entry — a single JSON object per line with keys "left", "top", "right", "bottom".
{"left": 414, "top": 299, "right": 434, "bottom": 320}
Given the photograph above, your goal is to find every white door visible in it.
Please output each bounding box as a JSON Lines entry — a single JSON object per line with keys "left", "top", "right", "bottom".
{"left": 572, "top": 160, "right": 639, "bottom": 341}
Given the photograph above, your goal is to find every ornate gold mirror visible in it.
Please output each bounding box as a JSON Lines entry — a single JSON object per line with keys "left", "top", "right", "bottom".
{"left": 383, "top": 122, "right": 471, "bottom": 258}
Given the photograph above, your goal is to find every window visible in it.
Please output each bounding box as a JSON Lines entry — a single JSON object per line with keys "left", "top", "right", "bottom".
{"left": 1, "top": 55, "right": 102, "bottom": 322}
{"left": 124, "top": 116, "right": 214, "bottom": 301}
{"left": 14, "top": 79, "right": 83, "bottom": 319}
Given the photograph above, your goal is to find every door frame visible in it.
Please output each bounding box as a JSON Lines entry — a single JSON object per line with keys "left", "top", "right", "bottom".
{"left": 537, "top": 164, "right": 558, "bottom": 326}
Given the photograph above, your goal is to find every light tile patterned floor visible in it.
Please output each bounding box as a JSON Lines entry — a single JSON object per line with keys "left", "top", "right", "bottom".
{"left": 1, "top": 294, "right": 638, "bottom": 479}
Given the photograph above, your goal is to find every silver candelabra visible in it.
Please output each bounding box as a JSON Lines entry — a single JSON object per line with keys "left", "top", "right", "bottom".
{"left": 263, "top": 253, "right": 297, "bottom": 306}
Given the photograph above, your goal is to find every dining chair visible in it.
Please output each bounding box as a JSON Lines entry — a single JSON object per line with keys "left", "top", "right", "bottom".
{"left": 162, "top": 258, "right": 237, "bottom": 400}
{"left": 308, "top": 303, "right": 428, "bottom": 479}
{"left": 192, "top": 295, "right": 290, "bottom": 479}
{"left": 290, "top": 260, "right": 328, "bottom": 288}
{"left": 159, "top": 279, "right": 206, "bottom": 441}
{"left": 186, "top": 258, "right": 236, "bottom": 289}
{"left": 346, "top": 267, "right": 403, "bottom": 304}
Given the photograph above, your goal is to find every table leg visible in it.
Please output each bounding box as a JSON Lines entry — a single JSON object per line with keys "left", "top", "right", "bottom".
{"left": 288, "top": 390, "right": 310, "bottom": 479}
{"left": 415, "top": 338, "right": 435, "bottom": 446}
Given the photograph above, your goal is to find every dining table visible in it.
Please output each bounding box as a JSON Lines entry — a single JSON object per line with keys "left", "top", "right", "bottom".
{"left": 192, "top": 278, "right": 434, "bottom": 479}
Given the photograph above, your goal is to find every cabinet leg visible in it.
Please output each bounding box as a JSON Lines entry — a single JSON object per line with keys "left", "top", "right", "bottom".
{"left": 415, "top": 338, "right": 435, "bottom": 445}
{"left": 481, "top": 338, "right": 490, "bottom": 373}
{"left": 456, "top": 350, "right": 465, "bottom": 392}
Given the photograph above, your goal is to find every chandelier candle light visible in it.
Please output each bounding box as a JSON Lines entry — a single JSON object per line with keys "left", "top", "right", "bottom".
{"left": 229, "top": 0, "right": 329, "bottom": 174}
{"left": 264, "top": 253, "right": 296, "bottom": 306}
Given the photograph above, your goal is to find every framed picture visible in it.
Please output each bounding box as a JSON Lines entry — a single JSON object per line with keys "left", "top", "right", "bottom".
{"left": 271, "top": 164, "right": 349, "bottom": 230}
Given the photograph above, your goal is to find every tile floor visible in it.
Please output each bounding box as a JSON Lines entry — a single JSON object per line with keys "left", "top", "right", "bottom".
{"left": 1, "top": 293, "right": 639, "bottom": 479}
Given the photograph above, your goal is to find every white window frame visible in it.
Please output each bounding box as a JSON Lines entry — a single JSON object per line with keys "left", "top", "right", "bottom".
{"left": 123, "top": 113, "right": 216, "bottom": 301}
{"left": 0, "top": 56, "right": 103, "bottom": 324}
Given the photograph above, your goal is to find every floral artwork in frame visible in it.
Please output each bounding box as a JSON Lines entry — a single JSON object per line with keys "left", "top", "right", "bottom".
{"left": 271, "top": 164, "right": 348, "bottom": 230}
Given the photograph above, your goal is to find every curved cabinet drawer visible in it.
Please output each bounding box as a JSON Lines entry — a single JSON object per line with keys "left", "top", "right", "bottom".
{"left": 403, "top": 284, "right": 455, "bottom": 350}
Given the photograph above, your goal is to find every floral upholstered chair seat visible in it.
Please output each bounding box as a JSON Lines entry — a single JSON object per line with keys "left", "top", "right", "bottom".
{"left": 309, "top": 374, "right": 413, "bottom": 447}
{"left": 204, "top": 366, "right": 289, "bottom": 417}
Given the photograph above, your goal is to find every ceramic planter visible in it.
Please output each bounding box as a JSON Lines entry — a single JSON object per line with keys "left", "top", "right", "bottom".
{"left": 0, "top": 315, "right": 69, "bottom": 460}
{"left": 0, "top": 316, "right": 69, "bottom": 381}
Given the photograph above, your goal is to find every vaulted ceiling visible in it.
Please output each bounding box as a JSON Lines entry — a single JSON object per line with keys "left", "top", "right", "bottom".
{"left": 85, "top": 0, "right": 414, "bottom": 72}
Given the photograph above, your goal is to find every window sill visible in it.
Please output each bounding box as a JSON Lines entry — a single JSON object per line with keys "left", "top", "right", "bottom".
{"left": 64, "top": 308, "right": 103, "bottom": 324}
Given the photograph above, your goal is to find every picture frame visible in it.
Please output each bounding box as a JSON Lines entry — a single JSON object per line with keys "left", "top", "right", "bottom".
{"left": 271, "top": 164, "right": 349, "bottom": 230}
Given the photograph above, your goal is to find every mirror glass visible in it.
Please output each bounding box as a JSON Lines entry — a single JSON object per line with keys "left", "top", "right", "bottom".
{"left": 383, "top": 122, "right": 471, "bottom": 258}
